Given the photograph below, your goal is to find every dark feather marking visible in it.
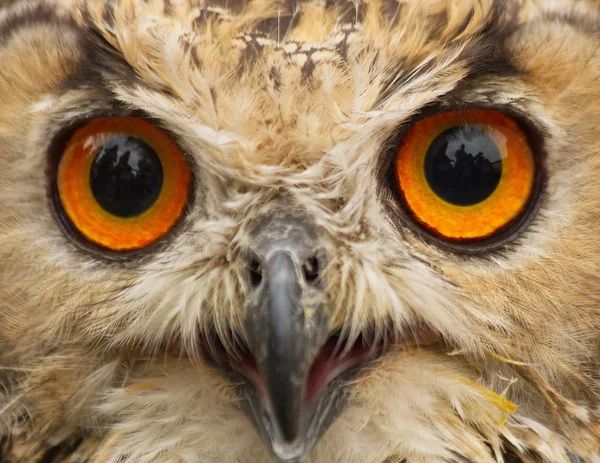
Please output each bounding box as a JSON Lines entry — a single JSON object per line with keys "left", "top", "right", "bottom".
{"left": 70, "top": 9, "right": 180, "bottom": 100}
{"left": 78, "top": 2, "right": 130, "bottom": 66}
{"left": 380, "top": 0, "right": 404, "bottom": 26}
{"left": 164, "top": 0, "right": 175, "bottom": 16}
{"left": 254, "top": 0, "right": 298, "bottom": 36}
{"left": 0, "top": 2, "right": 75, "bottom": 47}
{"left": 269, "top": 66, "right": 282, "bottom": 90}
{"left": 188, "top": 42, "right": 201, "bottom": 69}
{"left": 375, "top": 1, "right": 520, "bottom": 108}
{"left": 216, "top": 0, "right": 249, "bottom": 15}
{"left": 335, "top": 28, "right": 356, "bottom": 62}
{"left": 38, "top": 438, "right": 84, "bottom": 463}
{"left": 209, "top": 86, "right": 218, "bottom": 111}
{"left": 238, "top": 34, "right": 267, "bottom": 71}
{"left": 180, "top": 35, "right": 203, "bottom": 69}
{"left": 179, "top": 35, "right": 192, "bottom": 53}
{"left": 454, "top": 3, "right": 520, "bottom": 79}
{"left": 0, "top": 436, "right": 9, "bottom": 463}
{"left": 301, "top": 53, "right": 317, "bottom": 82}
{"left": 101, "top": 0, "right": 116, "bottom": 29}
{"left": 192, "top": 8, "right": 229, "bottom": 27}
{"left": 542, "top": 8, "right": 600, "bottom": 38}
{"left": 329, "top": 0, "right": 366, "bottom": 25}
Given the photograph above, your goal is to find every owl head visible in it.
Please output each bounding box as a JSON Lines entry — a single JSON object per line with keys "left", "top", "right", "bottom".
{"left": 0, "top": 0, "right": 598, "bottom": 462}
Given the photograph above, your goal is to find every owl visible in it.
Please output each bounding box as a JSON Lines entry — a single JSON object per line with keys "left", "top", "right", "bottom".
{"left": 0, "top": 0, "right": 598, "bottom": 462}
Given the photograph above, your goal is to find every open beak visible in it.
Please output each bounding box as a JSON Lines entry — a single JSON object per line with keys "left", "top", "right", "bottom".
{"left": 222, "top": 213, "right": 373, "bottom": 462}
{"left": 248, "top": 251, "right": 315, "bottom": 443}
{"left": 201, "top": 212, "right": 442, "bottom": 461}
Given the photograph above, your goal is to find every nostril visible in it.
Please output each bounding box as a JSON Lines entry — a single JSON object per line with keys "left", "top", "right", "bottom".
{"left": 247, "top": 256, "right": 263, "bottom": 290}
{"left": 302, "top": 255, "right": 320, "bottom": 285}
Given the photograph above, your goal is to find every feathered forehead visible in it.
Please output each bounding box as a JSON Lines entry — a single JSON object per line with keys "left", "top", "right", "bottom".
{"left": 79, "top": 0, "right": 506, "bottom": 61}
{"left": 72, "top": 0, "right": 515, "bottom": 167}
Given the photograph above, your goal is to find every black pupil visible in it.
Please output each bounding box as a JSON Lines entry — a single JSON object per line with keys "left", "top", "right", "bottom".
{"left": 424, "top": 126, "right": 502, "bottom": 206}
{"left": 90, "top": 137, "right": 163, "bottom": 217}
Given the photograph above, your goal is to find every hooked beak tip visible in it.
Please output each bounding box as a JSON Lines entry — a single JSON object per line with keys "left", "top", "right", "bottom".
{"left": 266, "top": 376, "right": 303, "bottom": 444}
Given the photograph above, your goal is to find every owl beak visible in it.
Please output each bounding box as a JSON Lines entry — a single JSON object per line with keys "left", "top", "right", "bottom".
{"left": 247, "top": 251, "right": 319, "bottom": 444}
{"left": 202, "top": 213, "right": 443, "bottom": 460}
{"left": 225, "top": 213, "right": 371, "bottom": 462}
{"left": 242, "top": 249, "right": 360, "bottom": 462}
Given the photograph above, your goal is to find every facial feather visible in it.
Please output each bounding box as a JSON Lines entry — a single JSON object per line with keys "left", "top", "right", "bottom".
{"left": 0, "top": 0, "right": 598, "bottom": 462}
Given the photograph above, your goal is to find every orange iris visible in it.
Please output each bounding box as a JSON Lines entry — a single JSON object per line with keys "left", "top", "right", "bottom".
{"left": 58, "top": 117, "right": 190, "bottom": 251}
{"left": 395, "top": 110, "right": 535, "bottom": 241}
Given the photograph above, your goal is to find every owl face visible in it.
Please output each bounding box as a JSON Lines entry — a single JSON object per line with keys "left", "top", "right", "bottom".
{"left": 0, "top": 0, "right": 599, "bottom": 462}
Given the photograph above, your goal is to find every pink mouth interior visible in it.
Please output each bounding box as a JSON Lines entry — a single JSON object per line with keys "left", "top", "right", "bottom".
{"left": 208, "top": 325, "right": 441, "bottom": 406}
{"left": 304, "top": 335, "right": 371, "bottom": 403}
{"left": 222, "top": 333, "right": 374, "bottom": 405}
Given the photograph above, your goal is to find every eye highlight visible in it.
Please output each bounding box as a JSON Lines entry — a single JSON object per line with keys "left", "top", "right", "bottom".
{"left": 57, "top": 117, "right": 190, "bottom": 251}
{"left": 395, "top": 109, "right": 535, "bottom": 242}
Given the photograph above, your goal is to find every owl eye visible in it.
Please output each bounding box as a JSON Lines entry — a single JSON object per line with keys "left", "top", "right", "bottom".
{"left": 394, "top": 109, "right": 537, "bottom": 243}
{"left": 56, "top": 117, "right": 190, "bottom": 252}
